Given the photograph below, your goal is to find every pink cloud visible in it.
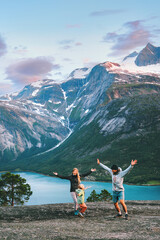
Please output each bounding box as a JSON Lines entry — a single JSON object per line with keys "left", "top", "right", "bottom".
{"left": 103, "top": 20, "right": 152, "bottom": 56}
{"left": 0, "top": 34, "right": 7, "bottom": 57}
{"left": 6, "top": 57, "right": 61, "bottom": 85}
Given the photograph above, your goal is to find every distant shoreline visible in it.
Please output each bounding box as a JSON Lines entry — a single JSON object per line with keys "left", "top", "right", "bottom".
{"left": 1, "top": 170, "right": 160, "bottom": 186}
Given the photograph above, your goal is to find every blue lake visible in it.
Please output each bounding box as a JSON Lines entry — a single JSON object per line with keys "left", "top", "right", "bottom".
{"left": 1, "top": 172, "right": 160, "bottom": 205}
{"left": 10, "top": 172, "right": 160, "bottom": 205}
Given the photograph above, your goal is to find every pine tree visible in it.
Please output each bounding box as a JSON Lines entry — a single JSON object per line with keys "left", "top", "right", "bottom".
{"left": 99, "top": 189, "right": 112, "bottom": 201}
{"left": 86, "top": 190, "right": 100, "bottom": 202}
{"left": 0, "top": 172, "right": 32, "bottom": 206}
{"left": 87, "top": 189, "right": 112, "bottom": 202}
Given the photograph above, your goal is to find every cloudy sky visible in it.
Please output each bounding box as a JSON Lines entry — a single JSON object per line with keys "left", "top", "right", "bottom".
{"left": 0, "top": 0, "right": 160, "bottom": 95}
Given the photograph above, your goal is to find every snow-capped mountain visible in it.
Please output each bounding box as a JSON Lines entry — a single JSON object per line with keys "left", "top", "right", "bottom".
{"left": 0, "top": 43, "right": 160, "bottom": 184}
{"left": 122, "top": 42, "right": 160, "bottom": 67}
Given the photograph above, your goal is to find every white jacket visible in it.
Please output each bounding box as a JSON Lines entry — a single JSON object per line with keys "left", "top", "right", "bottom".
{"left": 99, "top": 163, "right": 133, "bottom": 191}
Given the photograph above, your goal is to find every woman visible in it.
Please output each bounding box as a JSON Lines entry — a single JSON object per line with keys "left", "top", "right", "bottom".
{"left": 53, "top": 168, "right": 96, "bottom": 215}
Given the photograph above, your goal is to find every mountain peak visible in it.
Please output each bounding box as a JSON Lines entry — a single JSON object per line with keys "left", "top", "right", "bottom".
{"left": 135, "top": 43, "right": 160, "bottom": 66}
{"left": 146, "top": 42, "right": 155, "bottom": 49}
{"left": 102, "top": 61, "right": 120, "bottom": 70}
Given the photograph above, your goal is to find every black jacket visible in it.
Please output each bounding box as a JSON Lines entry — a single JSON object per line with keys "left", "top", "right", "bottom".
{"left": 57, "top": 171, "right": 92, "bottom": 192}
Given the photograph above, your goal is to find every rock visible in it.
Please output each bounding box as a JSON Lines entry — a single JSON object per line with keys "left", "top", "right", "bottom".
{"left": 0, "top": 201, "right": 160, "bottom": 239}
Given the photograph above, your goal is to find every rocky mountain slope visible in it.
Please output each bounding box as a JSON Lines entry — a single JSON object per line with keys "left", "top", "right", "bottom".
{"left": 0, "top": 70, "right": 90, "bottom": 161}
{"left": 0, "top": 43, "right": 160, "bottom": 184}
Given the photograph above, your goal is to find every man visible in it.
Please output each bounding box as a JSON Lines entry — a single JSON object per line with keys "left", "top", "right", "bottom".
{"left": 97, "top": 158, "right": 137, "bottom": 219}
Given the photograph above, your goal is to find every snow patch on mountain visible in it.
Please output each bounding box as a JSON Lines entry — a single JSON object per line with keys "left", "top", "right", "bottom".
{"left": 121, "top": 57, "right": 160, "bottom": 76}
{"left": 118, "top": 106, "right": 127, "bottom": 113}
{"left": 32, "top": 89, "right": 39, "bottom": 97}
{"left": 85, "top": 109, "right": 89, "bottom": 114}
{"left": 11, "top": 92, "right": 19, "bottom": 97}
{"left": 0, "top": 94, "right": 12, "bottom": 101}
{"left": 53, "top": 101, "right": 61, "bottom": 104}
{"left": 102, "top": 59, "right": 160, "bottom": 77}
{"left": 66, "top": 103, "right": 75, "bottom": 111}
{"left": 36, "top": 142, "right": 42, "bottom": 148}
{"left": 31, "top": 79, "right": 57, "bottom": 88}
{"left": 26, "top": 100, "right": 45, "bottom": 107}
{"left": 67, "top": 67, "right": 91, "bottom": 80}
{"left": 61, "top": 88, "right": 67, "bottom": 100}
{"left": 31, "top": 81, "right": 44, "bottom": 88}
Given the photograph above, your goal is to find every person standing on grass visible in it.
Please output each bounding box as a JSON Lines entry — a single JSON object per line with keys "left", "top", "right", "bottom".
{"left": 53, "top": 168, "right": 96, "bottom": 215}
{"left": 97, "top": 158, "right": 137, "bottom": 220}
{"left": 76, "top": 184, "right": 91, "bottom": 218}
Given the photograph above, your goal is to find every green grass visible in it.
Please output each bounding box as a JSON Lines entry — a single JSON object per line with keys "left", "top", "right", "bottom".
{"left": 146, "top": 180, "right": 160, "bottom": 185}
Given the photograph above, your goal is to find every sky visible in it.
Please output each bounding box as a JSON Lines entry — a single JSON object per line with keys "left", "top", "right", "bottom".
{"left": 0, "top": 0, "right": 160, "bottom": 96}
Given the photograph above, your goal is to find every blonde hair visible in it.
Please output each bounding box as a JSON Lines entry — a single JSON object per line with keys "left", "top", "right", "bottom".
{"left": 78, "top": 184, "right": 84, "bottom": 189}
{"left": 72, "top": 168, "right": 81, "bottom": 185}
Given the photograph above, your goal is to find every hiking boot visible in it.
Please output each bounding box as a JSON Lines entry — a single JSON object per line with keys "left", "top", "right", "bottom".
{"left": 125, "top": 213, "right": 128, "bottom": 220}
{"left": 116, "top": 213, "right": 122, "bottom": 218}
{"left": 78, "top": 212, "right": 84, "bottom": 218}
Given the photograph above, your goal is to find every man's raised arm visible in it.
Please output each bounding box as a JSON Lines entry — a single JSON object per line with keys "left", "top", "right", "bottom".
{"left": 97, "top": 158, "right": 112, "bottom": 175}
{"left": 121, "top": 160, "right": 138, "bottom": 177}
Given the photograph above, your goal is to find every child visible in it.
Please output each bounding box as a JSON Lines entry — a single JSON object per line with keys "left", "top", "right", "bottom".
{"left": 76, "top": 184, "right": 91, "bottom": 218}
{"left": 97, "top": 158, "right": 137, "bottom": 219}
{"left": 53, "top": 168, "right": 96, "bottom": 215}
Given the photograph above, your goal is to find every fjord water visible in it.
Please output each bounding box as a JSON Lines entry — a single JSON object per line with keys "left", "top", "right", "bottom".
{"left": 7, "top": 172, "right": 160, "bottom": 205}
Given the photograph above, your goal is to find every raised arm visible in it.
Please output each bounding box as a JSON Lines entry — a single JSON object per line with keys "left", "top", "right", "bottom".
{"left": 121, "top": 160, "right": 137, "bottom": 177}
{"left": 80, "top": 168, "right": 96, "bottom": 177}
{"left": 84, "top": 186, "right": 92, "bottom": 190}
{"left": 97, "top": 159, "right": 112, "bottom": 175}
{"left": 53, "top": 172, "right": 71, "bottom": 180}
